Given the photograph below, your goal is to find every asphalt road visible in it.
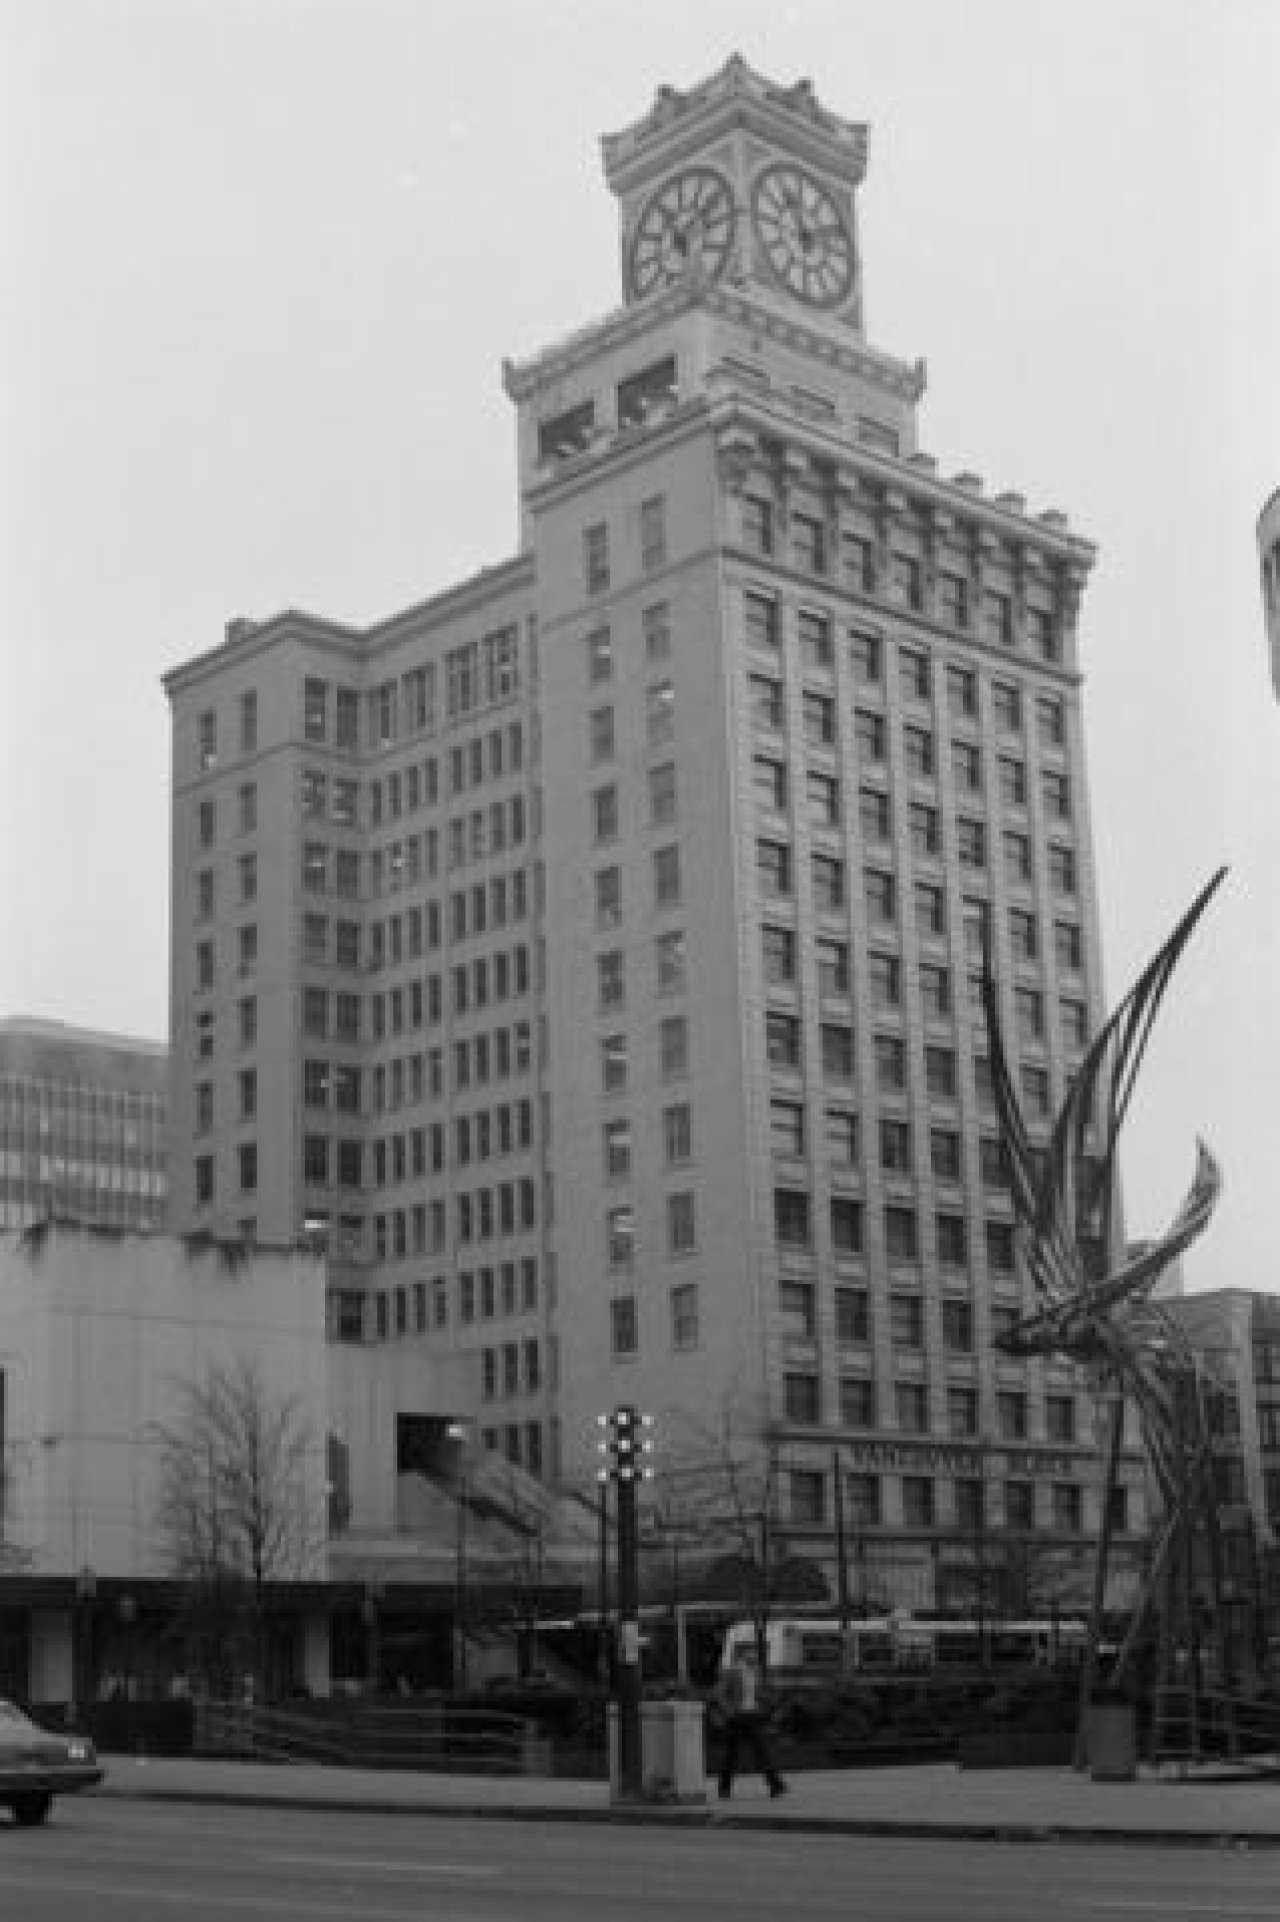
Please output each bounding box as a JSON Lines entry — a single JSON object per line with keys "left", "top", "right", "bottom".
{"left": 1, "top": 1798, "right": 1278, "bottom": 1921}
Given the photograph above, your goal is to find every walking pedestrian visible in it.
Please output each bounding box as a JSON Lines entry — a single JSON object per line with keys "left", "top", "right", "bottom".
{"left": 716, "top": 1645, "right": 788, "bottom": 1799}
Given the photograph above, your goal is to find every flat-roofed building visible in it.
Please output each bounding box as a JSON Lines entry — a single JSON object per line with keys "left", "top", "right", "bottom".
{"left": 0, "top": 1018, "right": 167, "bottom": 1233}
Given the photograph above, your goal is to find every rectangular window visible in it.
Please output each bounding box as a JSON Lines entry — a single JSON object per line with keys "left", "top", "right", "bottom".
{"left": 807, "top": 770, "right": 840, "bottom": 829}
{"left": 836, "top": 1288, "right": 870, "bottom": 1346}
{"left": 792, "top": 512, "right": 826, "bottom": 573}
{"left": 896, "top": 1384, "right": 929, "bottom": 1434}
{"left": 859, "top": 785, "right": 891, "bottom": 842}
{"left": 802, "top": 689, "right": 836, "bottom": 746}
{"left": 874, "top": 1034, "right": 905, "bottom": 1091}
{"left": 649, "top": 761, "right": 678, "bottom": 825}
{"left": 909, "top": 803, "right": 940, "bottom": 860}
{"left": 742, "top": 495, "right": 774, "bottom": 556}
{"left": 652, "top": 844, "right": 681, "bottom": 908}
{"left": 767, "top": 1011, "right": 802, "bottom": 1070}
{"left": 798, "top": 608, "right": 833, "bottom": 669}
{"left": 899, "top": 646, "right": 930, "bottom": 701}
{"left": 957, "top": 819, "right": 986, "bottom": 870}
{"left": 885, "top": 1207, "right": 919, "bottom": 1262}
{"left": 757, "top": 839, "right": 792, "bottom": 898}
{"left": 774, "top": 1188, "right": 811, "bottom": 1249}
{"left": 198, "top": 708, "right": 218, "bottom": 768}
{"left": 930, "top": 1126, "right": 961, "bottom": 1180}
{"left": 844, "top": 535, "right": 876, "bottom": 595}
{"left": 915, "top": 882, "right": 946, "bottom": 940}
{"left": 812, "top": 854, "right": 844, "bottom": 914}
{"left": 640, "top": 494, "right": 667, "bottom": 571}
{"left": 855, "top": 708, "right": 886, "bottom": 763}
{"left": 601, "top": 1034, "right": 628, "bottom": 1096}
{"left": 939, "top": 573, "right": 969, "bottom": 627}
{"left": 592, "top": 784, "right": 618, "bottom": 844}
{"left": 783, "top": 1372, "right": 821, "bottom": 1425}
{"left": 779, "top": 1279, "right": 816, "bottom": 1339}
{"left": 762, "top": 923, "right": 797, "bottom": 985}
{"left": 816, "top": 938, "right": 849, "bottom": 999}
{"left": 597, "top": 951, "right": 625, "bottom": 1011}
{"left": 826, "top": 1109, "right": 858, "bottom": 1166}
{"left": 647, "top": 678, "right": 675, "bottom": 746}
{"left": 667, "top": 1190, "right": 696, "bottom": 1254}
{"left": 589, "top": 705, "right": 615, "bottom": 764}
{"left": 992, "top": 680, "right": 1022, "bottom": 733}
{"left": 952, "top": 740, "right": 983, "bottom": 794}
{"left": 846, "top": 629, "right": 881, "bottom": 692}
{"left": 865, "top": 869, "right": 895, "bottom": 924}
{"left": 870, "top": 952, "right": 901, "bottom": 1010}
{"left": 839, "top": 1376, "right": 875, "bottom": 1427}
{"left": 655, "top": 928, "right": 687, "bottom": 995}
{"left": 903, "top": 726, "right": 934, "bottom": 780}
{"left": 607, "top": 1203, "right": 636, "bottom": 1269}
{"left": 879, "top": 1117, "right": 912, "bottom": 1173}
{"left": 643, "top": 601, "right": 671, "bottom": 661}
{"left": 584, "top": 521, "right": 609, "bottom": 594}
{"left": 948, "top": 1388, "right": 979, "bottom": 1437}
{"left": 937, "top": 1212, "right": 968, "bottom": 1268}
{"left": 821, "top": 1023, "right": 854, "bottom": 1082}
{"left": 1036, "top": 695, "right": 1065, "bottom": 747}
{"left": 890, "top": 552, "right": 922, "bottom": 611}
{"left": 595, "top": 866, "right": 622, "bottom": 929}
{"left": 745, "top": 590, "right": 780, "bottom": 651}
{"left": 611, "top": 1296, "right": 638, "bottom": 1357}
{"left": 671, "top": 1282, "right": 699, "bottom": 1351}
{"left": 998, "top": 1390, "right": 1029, "bottom": 1440}
{"left": 663, "top": 1102, "right": 692, "bottom": 1166}
{"left": 660, "top": 1015, "right": 688, "bottom": 1080}
{"left": 771, "top": 1099, "right": 805, "bottom": 1158}
{"left": 831, "top": 1195, "right": 862, "bottom": 1254}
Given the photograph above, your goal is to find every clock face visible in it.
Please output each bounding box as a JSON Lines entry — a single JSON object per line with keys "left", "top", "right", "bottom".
{"left": 628, "top": 167, "right": 735, "bottom": 299}
{"left": 752, "top": 164, "right": 855, "bottom": 308}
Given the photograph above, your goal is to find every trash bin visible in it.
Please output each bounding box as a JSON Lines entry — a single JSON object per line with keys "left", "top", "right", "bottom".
{"left": 608, "top": 1700, "right": 706, "bottom": 1804}
{"left": 1086, "top": 1696, "right": 1137, "bottom": 1782}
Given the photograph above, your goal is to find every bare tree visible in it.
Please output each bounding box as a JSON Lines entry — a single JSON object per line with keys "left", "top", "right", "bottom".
{"left": 651, "top": 1386, "right": 800, "bottom": 1666}
{"left": 151, "top": 1354, "right": 321, "bottom": 1696}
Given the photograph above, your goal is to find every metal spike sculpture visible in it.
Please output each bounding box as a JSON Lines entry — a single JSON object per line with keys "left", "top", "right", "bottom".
{"left": 981, "top": 868, "right": 1230, "bottom": 1763}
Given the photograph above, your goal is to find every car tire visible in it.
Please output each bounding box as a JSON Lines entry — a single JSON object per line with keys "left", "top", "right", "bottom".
{"left": 11, "top": 1793, "right": 53, "bottom": 1826}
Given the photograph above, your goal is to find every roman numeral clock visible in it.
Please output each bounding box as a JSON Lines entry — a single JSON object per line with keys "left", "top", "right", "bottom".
{"left": 608, "top": 61, "right": 866, "bottom": 331}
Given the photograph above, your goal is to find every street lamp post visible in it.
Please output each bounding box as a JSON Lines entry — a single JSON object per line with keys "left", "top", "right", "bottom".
{"left": 74, "top": 1566, "right": 96, "bottom": 1723}
{"left": 597, "top": 1405, "right": 654, "bottom": 1802}
{"left": 362, "top": 1579, "right": 384, "bottom": 1694}
{"left": 446, "top": 1422, "right": 469, "bottom": 1693}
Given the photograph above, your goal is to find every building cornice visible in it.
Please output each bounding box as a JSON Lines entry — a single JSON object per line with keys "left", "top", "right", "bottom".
{"left": 503, "top": 281, "right": 922, "bottom": 407}
{"left": 708, "top": 391, "right": 1097, "bottom": 569}
{"left": 162, "top": 555, "right": 534, "bottom": 695}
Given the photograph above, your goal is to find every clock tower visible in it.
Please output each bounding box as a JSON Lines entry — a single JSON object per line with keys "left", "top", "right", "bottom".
{"left": 603, "top": 53, "right": 868, "bottom": 333}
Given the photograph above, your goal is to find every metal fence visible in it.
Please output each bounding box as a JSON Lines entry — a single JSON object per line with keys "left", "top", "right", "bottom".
{"left": 193, "top": 1698, "right": 548, "bottom": 1774}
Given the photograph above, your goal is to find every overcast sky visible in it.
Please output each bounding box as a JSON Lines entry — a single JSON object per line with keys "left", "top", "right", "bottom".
{"left": 2, "top": 0, "right": 1277, "bottom": 1292}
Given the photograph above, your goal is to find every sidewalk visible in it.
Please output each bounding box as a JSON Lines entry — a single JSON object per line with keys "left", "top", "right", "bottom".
{"left": 94, "top": 1752, "right": 1280, "bottom": 1847}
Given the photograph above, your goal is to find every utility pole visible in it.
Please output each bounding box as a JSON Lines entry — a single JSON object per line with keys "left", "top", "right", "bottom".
{"left": 833, "top": 1449, "right": 851, "bottom": 1678}
{"left": 597, "top": 1405, "right": 654, "bottom": 1802}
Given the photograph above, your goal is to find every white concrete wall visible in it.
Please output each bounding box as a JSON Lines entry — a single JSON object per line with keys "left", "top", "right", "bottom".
{"left": 0, "top": 1224, "right": 328, "bottom": 1580}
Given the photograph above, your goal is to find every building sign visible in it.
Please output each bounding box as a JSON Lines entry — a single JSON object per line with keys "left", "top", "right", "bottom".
{"left": 842, "top": 1440, "right": 1085, "bottom": 1479}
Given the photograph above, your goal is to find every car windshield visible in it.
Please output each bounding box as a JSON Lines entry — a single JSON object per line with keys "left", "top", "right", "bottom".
{"left": 0, "top": 1701, "right": 34, "bottom": 1728}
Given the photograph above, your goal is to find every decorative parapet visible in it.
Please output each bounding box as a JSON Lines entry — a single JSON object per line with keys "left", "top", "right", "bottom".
{"left": 601, "top": 52, "right": 868, "bottom": 190}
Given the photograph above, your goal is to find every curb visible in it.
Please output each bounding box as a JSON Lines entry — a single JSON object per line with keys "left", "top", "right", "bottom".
{"left": 91, "top": 1782, "right": 1280, "bottom": 1849}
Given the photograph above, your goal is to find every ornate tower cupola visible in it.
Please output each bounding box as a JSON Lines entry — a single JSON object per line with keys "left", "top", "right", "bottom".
{"left": 602, "top": 52, "right": 868, "bottom": 333}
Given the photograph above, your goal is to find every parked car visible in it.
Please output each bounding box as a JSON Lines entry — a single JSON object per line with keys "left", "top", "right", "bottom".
{"left": 0, "top": 1700, "right": 103, "bottom": 1825}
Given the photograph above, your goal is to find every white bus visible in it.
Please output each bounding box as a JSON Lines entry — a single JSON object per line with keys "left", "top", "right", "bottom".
{"left": 720, "top": 1617, "right": 897, "bottom": 1678}
{"left": 720, "top": 1615, "right": 1089, "bottom": 1677}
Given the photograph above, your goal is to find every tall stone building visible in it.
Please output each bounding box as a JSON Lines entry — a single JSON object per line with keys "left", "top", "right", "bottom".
{"left": 164, "top": 57, "right": 1139, "bottom": 1608}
